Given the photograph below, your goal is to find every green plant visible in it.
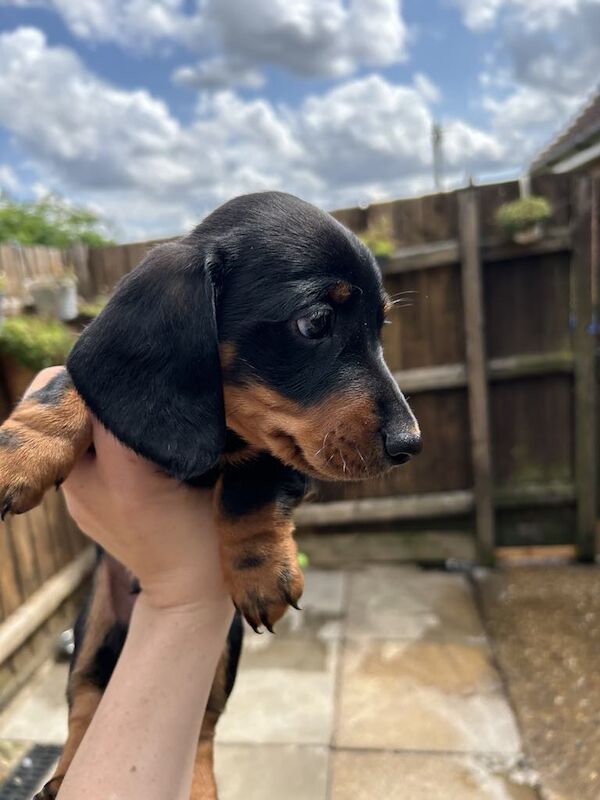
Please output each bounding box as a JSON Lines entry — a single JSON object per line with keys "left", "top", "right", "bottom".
{"left": 0, "top": 192, "right": 113, "bottom": 248}
{"left": 0, "top": 315, "right": 75, "bottom": 371}
{"left": 495, "top": 196, "right": 551, "bottom": 236}
{"left": 79, "top": 295, "right": 108, "bottom": 318}
{"left": 358, "top": 218, "right": 397, "bottom": 259}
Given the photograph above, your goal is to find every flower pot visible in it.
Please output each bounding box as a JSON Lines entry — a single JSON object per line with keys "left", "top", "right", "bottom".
{"left": 30, "top": 282, "right": 78, "bottom": 321}
{"left": 56, "top": 282, "right": 78, "bottom": 321}
{"left": 512, "top": 223, "right": 544, "bottom": 245}
{"left": 30, "top": 284, "right": 58, "bottom": 318}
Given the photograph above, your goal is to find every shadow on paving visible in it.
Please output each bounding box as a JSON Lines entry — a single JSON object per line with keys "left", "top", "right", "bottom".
{"left": 477, "top": 565, "right": 600, "bottom": 800}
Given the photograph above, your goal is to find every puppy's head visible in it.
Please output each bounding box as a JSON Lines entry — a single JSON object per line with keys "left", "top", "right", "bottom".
{"left": 68, "top": 192, "right": 420, "bottom": 481}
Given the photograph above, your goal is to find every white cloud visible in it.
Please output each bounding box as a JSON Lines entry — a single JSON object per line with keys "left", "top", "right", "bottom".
{"left": 0, "top": 27, "right": 507, "bottom": 239}
{"left": 454, "top": 0, "right": 593, "bottom": 32}
{"left": 413, "top": 73, "right": 441, "bottom": 104}
{"left": 0, "top": 164, "right": 21, "bottom": 193}
{"left": 0, "top": 0, "right": 409, "bottom": 87}
{"left": 453, "top": 0, "right": 600, "bottom": 161}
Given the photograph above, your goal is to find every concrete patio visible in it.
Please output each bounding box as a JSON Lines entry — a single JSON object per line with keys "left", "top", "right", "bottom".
{"left": 0, "top": 565, "right": 540, "bottom": 799}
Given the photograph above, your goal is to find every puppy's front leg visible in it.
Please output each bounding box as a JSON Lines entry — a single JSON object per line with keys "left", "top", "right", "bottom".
{"left": 215, "top": 453, "right": 308, "bottom": 632}
{"left": 0, "top": 369, "right": 92, "bottom": 517}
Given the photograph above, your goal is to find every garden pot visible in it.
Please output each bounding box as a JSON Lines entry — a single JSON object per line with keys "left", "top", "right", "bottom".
{"left": 30, "top": 284, "right": 57, "bottom": 318}
{"left": 513, "top": 223, "right": 543, "bottom": 245}
{"left": 30, "top": 282, "right": 78, "bottom": 321}
{"left": 56, "top": 282, "right": 78, "bottom": 321}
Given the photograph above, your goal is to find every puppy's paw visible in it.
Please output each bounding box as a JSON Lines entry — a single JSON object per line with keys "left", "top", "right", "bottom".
{"left": 0, "top": 425, "right": 75, "bottom": 517}
{"left": 33, "top": 776, "right": 63, "bottom": 799}
{"left": 225, "top": 554, "right": 304, "bottom": 634}
{"left": 0, "top": 371, "right": 92, "bottom": 519}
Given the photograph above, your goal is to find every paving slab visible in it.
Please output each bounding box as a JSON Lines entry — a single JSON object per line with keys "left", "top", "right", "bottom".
{"left": 273, "top": 569, "right": 346, "bottom": 641}
{"left": 330, "top": 751, "right": 539, "bottom": 800}
{"left": 335, "top": 640, "right": 522, "bottom": 753}
{"left": 0, "top": 662, "right": 68, "bottom": 744}
{"left": 215, "top": 744, "right": 328, "bottom": 800}
{"left": 346, "top": 565, "right": 484, "bottom": 641}
{"left": 217, "top": 569, "right": 343, "bottom": 745}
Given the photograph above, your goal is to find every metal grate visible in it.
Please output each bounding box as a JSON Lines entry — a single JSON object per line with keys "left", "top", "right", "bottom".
{"left": 0, "top": 744, "right": 61, "bottom": 800}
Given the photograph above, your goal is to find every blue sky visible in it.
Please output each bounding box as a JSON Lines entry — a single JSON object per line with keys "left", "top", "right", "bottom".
{"left": 0, "top": 0, "right": 598, "bottom": 240}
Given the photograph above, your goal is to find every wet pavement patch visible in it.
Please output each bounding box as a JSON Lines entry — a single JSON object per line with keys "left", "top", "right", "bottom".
{"left": 478, "top": 565, "right": 600, "bottom": 800}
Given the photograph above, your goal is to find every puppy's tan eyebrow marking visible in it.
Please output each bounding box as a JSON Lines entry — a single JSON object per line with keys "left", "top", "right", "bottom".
{"left": 383, "top": 294, "right": 393, "bottom": 316}
{"left": 328, "top": 280, "right": 353, "bottom": 304}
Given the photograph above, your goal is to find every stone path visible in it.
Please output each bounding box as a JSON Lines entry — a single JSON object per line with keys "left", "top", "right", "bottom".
{"left": 0, "top": 565, "right": 540, "bottom": 798}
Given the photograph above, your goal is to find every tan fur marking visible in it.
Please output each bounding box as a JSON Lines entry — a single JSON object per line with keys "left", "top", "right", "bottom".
{"left": 190, "top": 711, "right": 221, "bottom": 800}
{"left": 218, "top": 341, "right": 237, "bottom": 372}
{"left": 328, "top": 280, "right": 353, "bottom": 303}
{"left": 0, "top": 384, "right": 92, "bottom": 514}
{"left": 215, "top": 487, "right": 303, "bottom": 629}
{"left": 223, "top": 381, "right": 390, "bottom": 481}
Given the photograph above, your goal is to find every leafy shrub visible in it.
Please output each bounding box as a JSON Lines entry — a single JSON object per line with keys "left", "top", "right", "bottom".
{"left": 78, "top": 295, "right": 108, "bottom": 319}
{"left": 0, "top": 193, "right": 113, "bottom": 248}
{"left": 495, "top": 196, "right": 552, "bottom": 236}
{"left": 0, "top": 315, "right": 75, "bottom": 371}
{"left": 358, "top": 217, "right": 397, "bottom": 259}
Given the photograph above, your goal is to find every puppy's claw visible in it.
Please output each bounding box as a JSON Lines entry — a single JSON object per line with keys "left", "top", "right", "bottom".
{"left": 260, "top": 610, "right": 275, "bottom": 634}
{"left": 1, "top": 498, "right": 11, "bottom": 521}
{"left": 284, "top": 590, "right": 302, "bottom": 611}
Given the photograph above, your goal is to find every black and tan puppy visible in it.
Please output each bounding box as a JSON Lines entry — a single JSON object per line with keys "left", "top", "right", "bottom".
{"left": 0, "top": 192, "right": 421, "bottom": 799}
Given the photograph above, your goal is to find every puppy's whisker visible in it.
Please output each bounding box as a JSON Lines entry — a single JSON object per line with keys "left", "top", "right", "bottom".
{"left": 355, "top": 446, "right": 367, "bottom": 467}
{"left": 315, "top": 430, "right": 332, "bottom": 457}
{"left": 339, "top": 449, "right": 347, "bottom": 473}
{"left": 389, "top": 290, "right": 419, "bottom": 299}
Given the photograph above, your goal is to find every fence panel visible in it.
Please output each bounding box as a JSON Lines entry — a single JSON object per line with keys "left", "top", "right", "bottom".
{"left": 83, "top": 175, "right": 596, "bottom": 559}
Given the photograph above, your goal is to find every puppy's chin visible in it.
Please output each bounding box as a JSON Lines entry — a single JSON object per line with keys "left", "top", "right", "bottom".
{"left": 263, "top": 429, "right": 392, "bottom": 482}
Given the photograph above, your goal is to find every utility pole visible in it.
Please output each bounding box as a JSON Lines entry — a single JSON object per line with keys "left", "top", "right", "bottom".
{"left": 432, "top": 122, "right": 444, "bottom": 192}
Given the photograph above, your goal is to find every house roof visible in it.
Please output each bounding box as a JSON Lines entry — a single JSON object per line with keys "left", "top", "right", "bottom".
{"left": 530, "top": 86, "right": 600, "bottom": 174}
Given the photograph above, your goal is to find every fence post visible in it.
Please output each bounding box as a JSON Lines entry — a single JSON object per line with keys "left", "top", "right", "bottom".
{"left": 572, "top": 174, "right": 598, "bottom": 562}
{"left": 458, "top": 188, "right": 495, "bottom": 565}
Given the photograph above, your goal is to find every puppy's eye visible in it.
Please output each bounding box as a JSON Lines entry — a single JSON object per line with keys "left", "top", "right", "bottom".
{"left": 295, "top": 308, "right": 333, "bottom": 339}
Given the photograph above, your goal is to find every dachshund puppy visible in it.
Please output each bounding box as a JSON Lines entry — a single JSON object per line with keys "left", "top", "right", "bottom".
{"left": 0, "top": 192, "right": 421, "bottom": 799}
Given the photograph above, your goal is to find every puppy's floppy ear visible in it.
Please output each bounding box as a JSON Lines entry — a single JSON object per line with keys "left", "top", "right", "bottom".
{"left": 67, "top": 240, "right": 225, "bottom": 480}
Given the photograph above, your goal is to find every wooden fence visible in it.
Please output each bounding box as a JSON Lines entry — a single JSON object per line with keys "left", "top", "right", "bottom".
{"left": 78, "top": 173, "right": 599, "bottom": 563}
{"left": 0, "top": 337, "right": 92, "bottom": 702}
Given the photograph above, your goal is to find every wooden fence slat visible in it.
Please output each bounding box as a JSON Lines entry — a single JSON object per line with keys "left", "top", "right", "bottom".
{"left": 0, "top": 524, "right": 23, "bottom": 619}
{"left": 572, "top": 174, "right": 598, "bottom": 561}
{"left": 458, "top": 188, "right": 496, "bottom": 564}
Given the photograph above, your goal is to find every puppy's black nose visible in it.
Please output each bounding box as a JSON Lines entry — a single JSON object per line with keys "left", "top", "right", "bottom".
{"left": 383, "top": 429, "right": 422, "bottom": 464}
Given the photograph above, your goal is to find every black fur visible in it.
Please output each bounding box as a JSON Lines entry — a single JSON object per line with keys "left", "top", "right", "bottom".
{"left": 84, "top": 622, "right": 129, "bottom": 691}
{"left": 67, "top": 242, "right": 225, "bottom": 481}
{"left": 0, "top": 428, "right": 24, "bottom": 449}
{"left": 29, "top": 371, "right": 73, "bottom": 406}
{"left": 220, "top": 452, "right": 308, "bottom": 518}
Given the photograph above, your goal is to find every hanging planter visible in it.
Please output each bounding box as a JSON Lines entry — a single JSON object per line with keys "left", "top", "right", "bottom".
{"left": 495, "top": 196, "right": 552, "bottom": 245}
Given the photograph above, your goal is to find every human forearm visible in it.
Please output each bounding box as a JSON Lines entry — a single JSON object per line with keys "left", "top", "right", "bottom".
{"left": 58, "top": 596, "right": 233, "bottom": 800}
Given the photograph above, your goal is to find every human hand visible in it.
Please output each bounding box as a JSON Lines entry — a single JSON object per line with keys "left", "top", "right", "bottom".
{"left": 27, "top": 368, "right": 231, "bottom": 617}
